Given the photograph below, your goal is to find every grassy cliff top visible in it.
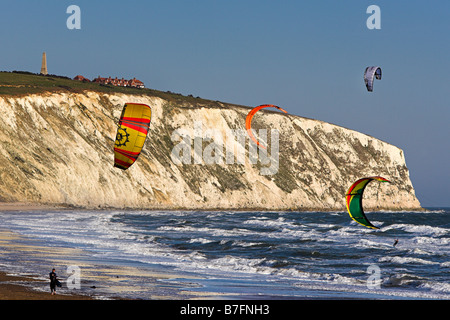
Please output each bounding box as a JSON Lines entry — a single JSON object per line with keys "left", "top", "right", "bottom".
{"left": 0, "top": 71, "right": 239, "bottom": 108}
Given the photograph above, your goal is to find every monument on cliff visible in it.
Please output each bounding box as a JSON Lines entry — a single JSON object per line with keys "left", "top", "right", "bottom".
{"left": 40, "top": 52, "right": 48, "bottom": 75}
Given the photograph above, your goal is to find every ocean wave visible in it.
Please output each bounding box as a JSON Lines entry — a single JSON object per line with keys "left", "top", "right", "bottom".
{"left": 1, "top": 209, "right": 449, "bottom": 300}
{"left": 382, "top": 273, "right": 450, "bottom": 296}
{"left": 413, "top": 236, "right": 449, "bottom": 246}
{"left": 231, "top": 240, "right": 265, "bottom": 247}
{"left": 243, "top": 217, "right": 295, "bottom": 229}
{"left": 419, "top": 281, "right": 450, "bottom": 293}
{"left": 189, "top": 238, "right": 214, "bottom": 244}
{"left": 356, "top": 239, "right": 393, "bottom": 250}
{"left": 325, "top": 227, "right": 361, "bottom": 239}
{"left": 382, "top": 224, "right": 449, "bottom": 236}
{"left": 379, "top": 256, "right": 439, "bottom": 265}
{"left": 421, "top": 209, "right": 447, "bottom": 214}
{"left": 174, "top": 253, "right": 360, "bottom": 287}
{"left": 412, "top": 248, "right": 435, "bottom": 256}
{"left": 383, "top": 273, "right": 425, "bottom": 287}
{"left": 276, "top": 228, "right": 322, "bottom": 241}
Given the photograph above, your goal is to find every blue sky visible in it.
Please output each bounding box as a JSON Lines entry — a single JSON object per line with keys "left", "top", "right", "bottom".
{"left": 1, "top": 1, "right": 449, "bottom": 207}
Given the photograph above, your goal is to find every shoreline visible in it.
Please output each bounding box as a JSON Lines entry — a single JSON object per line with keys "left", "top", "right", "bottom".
{"left": 0, "top": 202, "right": 70, "bottom": 212}
{"left": 0, "top": 271, "right": 93, "bottom": 300}
{"left": 0, "top": 203, "right": 439, "bottom": 300}
{"left": 0, "top": 211, "right": 446, "bottom": 300}
{"left": 0, "top": 227, "right": 214, "bottom": 300}
{"left": 0, "top": 227, "right": 95, "bottom": 300}
{"left": 0, "top": 202, "right": 426, "bottom": 213}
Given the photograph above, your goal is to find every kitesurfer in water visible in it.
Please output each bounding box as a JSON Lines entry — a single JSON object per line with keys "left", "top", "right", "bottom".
{"left": 393, "top": 239, "right": 399, "bottom": 247}
{"left": 49, "top": 268, "right": 58, "bottom": 295}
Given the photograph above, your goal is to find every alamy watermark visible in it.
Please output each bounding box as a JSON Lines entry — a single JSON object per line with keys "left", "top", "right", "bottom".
{"left": 66, "top": 265, "right": 81, "bottom": 290}
{"left": 170, "top": 121, "right": 280, "bottom": 175}
{"left": 366, "top": 264, "right": 382, "bottom": 290}
{"left": 66, "top": 5, "right": 81, "bottom": 30}
{"left": 64, "top": 4, "right": 382, "bottom": 31}
{"left": 366, "top": 5, "right": 381, "bottom": 30}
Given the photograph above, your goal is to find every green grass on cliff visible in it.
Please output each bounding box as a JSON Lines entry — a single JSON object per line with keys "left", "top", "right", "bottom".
{"left": 0, "top": 71, "right": 238, "bottom": 108}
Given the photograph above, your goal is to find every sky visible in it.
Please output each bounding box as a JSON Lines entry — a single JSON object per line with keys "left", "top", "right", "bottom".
{"left": 1, "top": 0, "right": 449, "bottom": 207}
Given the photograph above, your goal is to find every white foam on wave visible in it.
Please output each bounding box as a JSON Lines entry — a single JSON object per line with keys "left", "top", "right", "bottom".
{"left": 189, "top": 238, "right": 214, "bottom": 244}
{"left": 167, "top": 252, "right": 361, "bottom": 288}
{"left": 276, "top": 227, "right": 322, "bottom": 241}
{"left": 243, "top": 217, "right": 294, "bottom": 229}
{"left": 157, "top": 225, "right": 255, "bottom": 238}
{"left": 379, "top": 256, "right": 439, "bottom": 265}
{"left": 412, "top": 248, "right": 435, "bottom": 256}
{"left": 413, "top": 236, "right": 449, "bottom": 246}
{"left": 356, "top": 239, "right": 393, "bottom": 250}
{"left": 231, "top": 240, "right": 264, "bottom": 247}
{"left": 383, "top": 224, "right": 449, "bottom": 236}
{"left": 419, "top": 281, "right": 450, "bottom": 293}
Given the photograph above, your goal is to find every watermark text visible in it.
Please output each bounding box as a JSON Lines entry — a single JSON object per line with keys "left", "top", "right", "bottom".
{"left": 170, "top": 121, "right": 280, "bottom": 175}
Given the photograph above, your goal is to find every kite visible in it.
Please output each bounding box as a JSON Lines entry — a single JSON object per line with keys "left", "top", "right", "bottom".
{"left": 364, "top": 66, "right": 382, "bottom": 92}
{"left": 245, "top": 104, "right": 288, "bottom": 149}
{"left": 114, "top": 103, "right": 151, "bottom": 170}
{"left": 345, "top": 176, "right": 390, "bottom": 229}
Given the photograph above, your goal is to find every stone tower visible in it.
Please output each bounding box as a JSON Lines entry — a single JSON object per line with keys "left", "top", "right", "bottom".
{"left": 40, "top": 52, "right": 48, "bottom": 75}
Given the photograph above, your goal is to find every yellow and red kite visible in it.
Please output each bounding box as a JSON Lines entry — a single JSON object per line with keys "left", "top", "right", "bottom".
{"left": 114, "top": 103, "right": 151, "bottom": 170}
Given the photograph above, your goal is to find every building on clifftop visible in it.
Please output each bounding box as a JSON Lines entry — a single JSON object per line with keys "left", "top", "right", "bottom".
{"left": 90, "top": 75, "right": 145, "bottom": 88}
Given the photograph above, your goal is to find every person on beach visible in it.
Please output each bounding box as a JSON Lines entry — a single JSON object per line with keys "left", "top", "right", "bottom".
{"left": 49, "top": 268, "right": 57, "bottom": 295}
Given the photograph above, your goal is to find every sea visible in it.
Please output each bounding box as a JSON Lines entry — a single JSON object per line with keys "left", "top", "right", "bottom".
{"left": 0, "top": 208, "right": 448, "bottom": 300}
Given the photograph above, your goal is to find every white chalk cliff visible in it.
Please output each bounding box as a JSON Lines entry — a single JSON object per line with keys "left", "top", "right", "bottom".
{"left": 0, "top": 91, "right": 422, "bottom": 211}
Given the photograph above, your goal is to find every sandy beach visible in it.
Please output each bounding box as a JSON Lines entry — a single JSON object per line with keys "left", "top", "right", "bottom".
{"left": 0, "top": 205, "right": 93, "bottom": 300}
{"left": 0, "top": 202, "right": 68, "bottom": 212}
{"left": 0, "top": 271, "right": 92, "bottom": 300}
{"left": 0, "top": 207, "right": 202, "bottom": 300}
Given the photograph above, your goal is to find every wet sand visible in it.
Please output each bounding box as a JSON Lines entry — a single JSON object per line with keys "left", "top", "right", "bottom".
{"left": 0, "top": 202, "right": 302, "bottom": 301}
{"left": 0, "top": 271, "right": 92, "bottom": 300}
{"left": 0, "top": 208, "right": 96, "bottom": 301}
{"left": 0, "top": 214, "right": 204, "bottom": 300}
{"left": 0, "top": 202, "right": 68, "bottom": 212}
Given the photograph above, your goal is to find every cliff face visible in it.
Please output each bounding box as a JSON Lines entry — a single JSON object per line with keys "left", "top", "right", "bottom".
{"left": 0, "top": 91, "right": 421, "bottom": 210}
